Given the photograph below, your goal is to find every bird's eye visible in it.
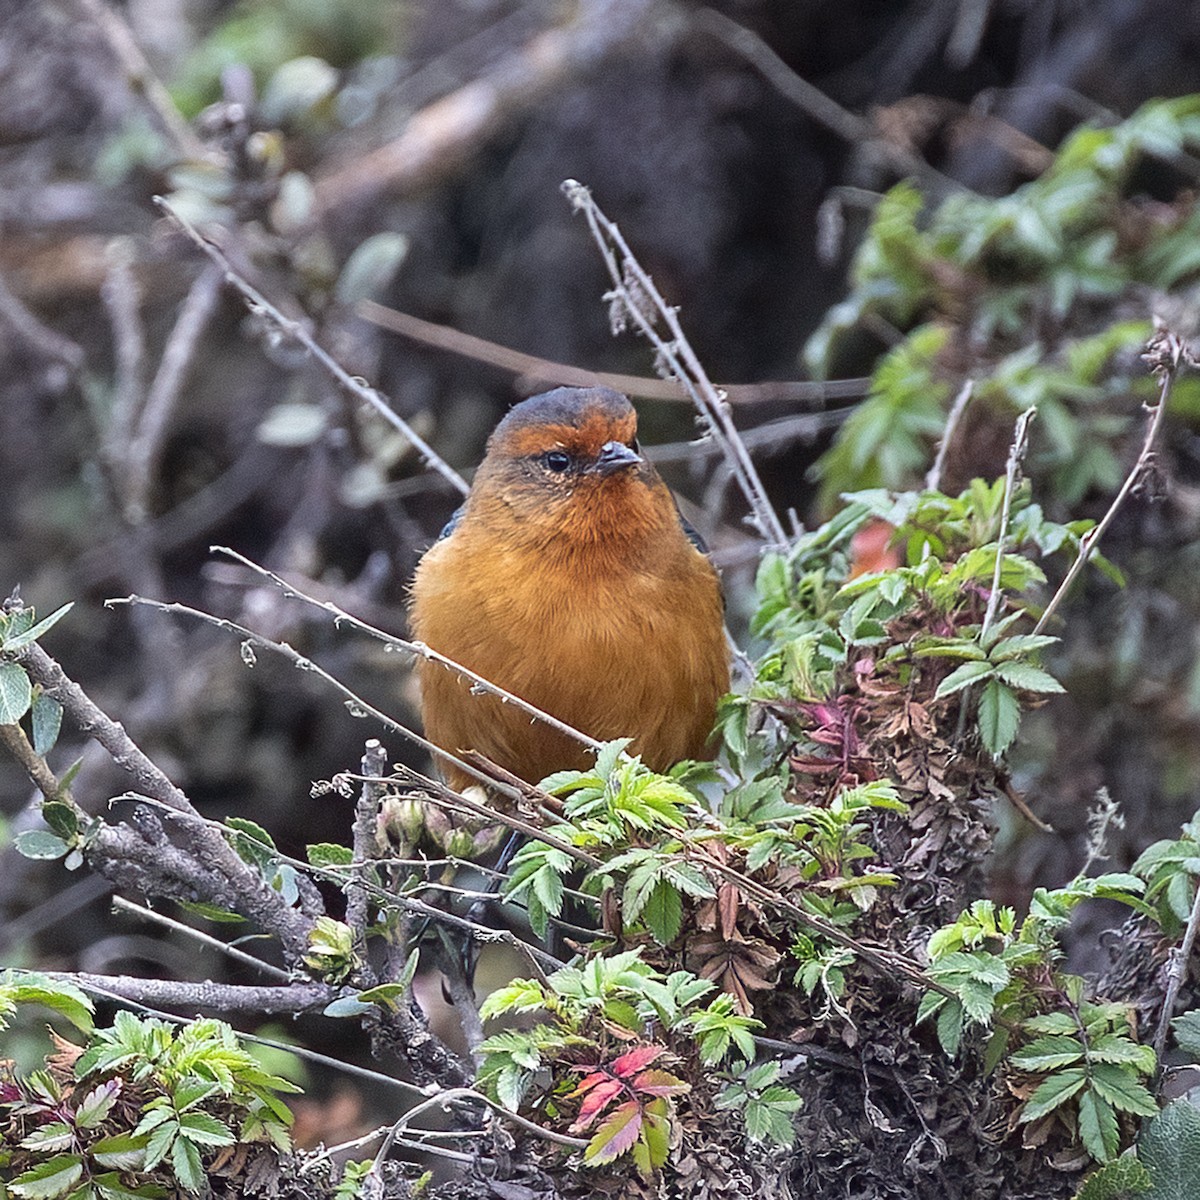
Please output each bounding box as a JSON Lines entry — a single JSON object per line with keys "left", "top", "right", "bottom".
{"left": 542, "top": 450, "right": 572, "bottom": 473}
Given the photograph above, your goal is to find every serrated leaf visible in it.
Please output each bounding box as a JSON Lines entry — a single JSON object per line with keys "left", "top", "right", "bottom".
{"left": 1089, "top": 1064, "right": 1159, "bottom": 1116}
{"left": 305, "top": 843, "right": 353, "bottom": 867}
{"left": 978, "top": 677, "right": 1021, "bottom": 756}
{"left": 1078, "top": 1089, "right": 1121, "bottom": 1164}
{"left": 178, "top": 1111, "right": 233, "bottom": 1147}
{"left": 1172, "top": 1010, "right": 1200, "bottom": 1058}
{"left": 643, "top": 879, "right": 683, "bottom": 944}
{"left": 10, "top": 1154, "right": 84, "bottom": 1200}
{"left": 582, "top": 1100, "right": 642, "bottom": 1166}
{"left": 170, "top": 1136, "right": 204, "bottom": 1194}
{"left": 934, "top": 659, "right": 995, "bottom": 697}
{"left": 0, "top": 661, "right": 33, "bottom": 724}
{"left": 1009, "top": 1035, "right": 1084, "bottom": 1072}
{"left": 90, "top": 1134, "right": 149, "bottom": 1171}
{"left": 994, "top": 661, "right": 1066, "bottom": 693}
{"left": 1020, "top": 1067, "right": 1087, "bottom": 1121}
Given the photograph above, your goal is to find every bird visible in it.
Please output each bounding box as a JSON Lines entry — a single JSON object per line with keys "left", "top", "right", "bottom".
{"left": 408, "top": 385, "right": 730, "bottom": 793}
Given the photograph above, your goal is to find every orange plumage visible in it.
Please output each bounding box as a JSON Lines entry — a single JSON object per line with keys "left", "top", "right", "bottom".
{"left": 409, "top": 386, "right": 730, "bottom": 791}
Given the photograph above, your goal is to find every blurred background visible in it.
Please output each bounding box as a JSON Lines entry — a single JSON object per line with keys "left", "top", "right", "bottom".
{"left": 6, "top": 0, "right": 1200, "bottom": 1143}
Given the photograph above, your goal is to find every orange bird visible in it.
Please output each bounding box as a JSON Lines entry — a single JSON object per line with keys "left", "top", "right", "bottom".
{"left": 409, "top": 386, "right": 730, "bottom": 791}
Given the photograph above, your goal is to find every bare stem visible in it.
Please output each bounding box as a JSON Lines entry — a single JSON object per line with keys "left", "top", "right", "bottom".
{"left": 981, "top": 407, "right": 1036, "bottom": 640}
{"left": 212, "top": 546, "right": 603, "bottom": 752}
{"left": 1034, "top": 331, "right": 1182, "bottom": 636}
{"left": 925, "top": 379, "right": 974, "bottom": 493}
{"left": 1152, "top": 872, "right": 1200, "bottom": 1072}
{"left": 153, "top": 197, "right": 469, "bottom": 496}
{"left": 562, "top": 180, "right": 788, "bottom": 546}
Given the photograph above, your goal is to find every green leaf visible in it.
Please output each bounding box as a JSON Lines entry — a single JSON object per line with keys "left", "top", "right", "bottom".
{"left": 1020, "top": 1067, "right": 1088, "bottom": 1121}
{"left": 934, "top": 659, "right": 995, "bottom": 697}
{"left": 1171, "top": 1010, "right": 1200, "bottom": 1058}
{"left": 170, "top": 1136, "right": 204, "bottom": 1194}
{"left": 32, "top": 693, "right": 64, "bottom": 755}
{"left": 1009, "top": 1035, "right": 1084, "bottom": 1072}
{"left": 177, "top": 1111, "right": 234, "bottom": 1147}
{"left": 1089, "top": 1064, "right": 1159, "bottom": 1117}
{"left": 0, "top": 662, "right": 33, "bottom": 724}
{"left": 90, "top": 1134, "right": 149, "bottom": 1171}
{"left": 643, "top": 880, "right": 683, "bottom": 945}
{"left": 1073, "top": 1154, "right": 1151, "bottom": 1200}
{"left": 1138, "top": 1099, "right": 1200, "bottom": 1200}
{"left": 978, "top": 678, "right": 1021, "bottom": 756}
{"left": 993, "top": 661, "right": 1066, "bottom": 694}
{"left": 1078, "top": 1088, "right": 1121, "bottom": 1163}
{"left": 14, "top": 830, "right": 69, "bottom": 860}
{"left": 2, "top": 604, "right": 73, "bottom": 651}
{"left": 10, "top": 1155, "right": 84, "bottom": 1200}
{"left": 1, "top": 971, "right": 93, "bottom": 1032}
{"left": 305, "top": 843, "right": 354, "bottom": 868}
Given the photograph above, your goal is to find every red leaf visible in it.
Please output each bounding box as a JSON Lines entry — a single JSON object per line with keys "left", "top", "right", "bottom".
{"left": 583, "top": 1100, "right": 643, "bottom": 1166}
{"left": 570, "top": 1078, "right": 625, "bottom": 1130}
{"left": 610, "top": 1045, "right": 663, "bottom": 1079}
{"left": 633, "top": 1069, "right": 689, "bottom": 1098}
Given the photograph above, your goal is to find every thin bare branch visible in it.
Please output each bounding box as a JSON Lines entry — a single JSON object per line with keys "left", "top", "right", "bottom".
{"left": 1153, "top": 870, "right": 1200, "bottom": 1072}
{"left": 358, "top": 300, "right": 869, "bottom": 407}
{"left": 213, "top": 546, "right": 604, "bottom": 753}
{"left": 1033, "top": 329, "right": 1182, "bottom": 635}
{"left": 45, "top": 971, "right": 332, "bottom": 1015}
{"left": 925, "top": 379, "right": 974, "bottom": 492}
{"left": 563, "top": 180, "right": 787, "bottom": 545}
{"left": 111, "top": 896, "right": 291, "bottom": 982}
{"left": 693, "top": 7, "right": 968, "bottom": 200}
{"left": 153, "top": 197, "right": 469, "bottom": 496}
{"left": 346, "top": 739, "right": 389, "bottom": 963}
{"left": 981, "top": 407, "right": 1036, "bottom": 640}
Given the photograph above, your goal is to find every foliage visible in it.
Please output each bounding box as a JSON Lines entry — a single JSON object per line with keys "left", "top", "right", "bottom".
{"left": 918, "top": 881, "right": 1157, "bottom": 1165}
{"left": 1, "top": 984, "right": 298, "bottom": 1199}
{"left": 806, "top": 96, "right": 1200, "bottom": 511}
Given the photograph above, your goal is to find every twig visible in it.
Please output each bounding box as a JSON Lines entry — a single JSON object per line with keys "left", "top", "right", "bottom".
{"left": 105, "top": 593, "right": 523, "bottom": 806}
{"left": 380, "top": 1086, "right": 588, "bottom": 1151}
{"left": 997, "top": 773, "right": 1053, "bottom": 834}
{"left": 981, "top": 407, "right": 1036, "bottom": 640}
{"left": 925, "top": 379, "right": 974, "bottom": 492}
{"left": 358, "top": 300, "right": 869, "bottom": 407}
{"left": 55, "top": 973, "right": 434, "bottom": 1098}
{"left": 212, "top": 546, "right": 603, "bottom": 754}
{"left": 1152, "top": 873, "right": 1200, "bottom": 1071}
{"left": 15, "top": 640, "right": 312, "bottom": 960}
{"left": 43, "top": 971, "right": 333, "bottom": 1015}
{"left": 347, "top": 740, "right": 389, "bottom": 964}
{"left": 152, "top": 197, "right": 469, "bottom": 496}
{"left": 123, "top": 264, "right": 223, "bottom": 522}
{"left": 563, "top": 180, "right": 787, "bottom": 546}
{"left": 692, "top": 7, "right": 968, "bottom": 200}
{"left": 111, "top": 896, "right": 292, "bottom": 982}
{"left": 70, "top": 0, "right": 209, "bottom": 162}
{"left": 312, "top": 0, "right": 657, "bottom": 215}
{"left": 436, "top": 928, "right": 486, "bottom": 1068}
{"left": 1033, "top": 328, "right": 1183, "bottom": 635}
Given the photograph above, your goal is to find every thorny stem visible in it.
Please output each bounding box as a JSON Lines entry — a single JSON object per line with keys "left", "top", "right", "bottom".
{"left": 563, "top": 180, "right": 789, "bottom": 546}
{"left": 981, "top": 407, "right": 1036, "bottom": 641}
{"left": 213, "top": 545, "right": 604, "bottom": 753}
{"left": 153, "top": 197, "right": 470, "bottom": 496}
{"left": 1033, "top": 332, "right": 1182, "bottom": 636}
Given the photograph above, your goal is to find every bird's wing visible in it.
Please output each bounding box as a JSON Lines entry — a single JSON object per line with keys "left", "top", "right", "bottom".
{"left": 678, "top": 508, "right": 709, "bottom": 555}
{"left": 436, "top": 502, "right": 467, "bottom": 542}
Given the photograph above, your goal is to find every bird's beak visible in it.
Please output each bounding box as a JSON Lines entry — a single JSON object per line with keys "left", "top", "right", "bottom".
{"left": 592, "top": 440, "right": 642, "bottom": 476}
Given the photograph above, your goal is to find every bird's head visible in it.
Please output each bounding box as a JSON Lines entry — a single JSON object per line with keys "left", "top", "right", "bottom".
{"left": 470, "top": 387, "right": 672, "bottom": 548}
